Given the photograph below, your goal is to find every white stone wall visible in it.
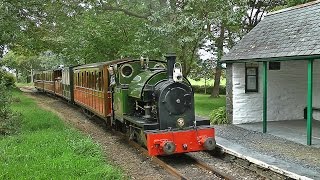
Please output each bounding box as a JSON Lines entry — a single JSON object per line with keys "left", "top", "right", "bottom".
{"left": 232, "top": 60, "right": 320, "bottom": 124}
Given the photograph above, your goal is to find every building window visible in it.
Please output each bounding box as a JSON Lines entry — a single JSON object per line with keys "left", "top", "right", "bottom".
{"left": 269, "top": 62, "right": 280, "bottom": 70}
{"left": 245, "top": 67, "right": 258, "bottom": 92}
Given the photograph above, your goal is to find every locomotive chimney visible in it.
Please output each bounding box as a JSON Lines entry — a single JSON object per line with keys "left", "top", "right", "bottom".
{"left": 165, "top": 53, "right": 176, "bottom": 80}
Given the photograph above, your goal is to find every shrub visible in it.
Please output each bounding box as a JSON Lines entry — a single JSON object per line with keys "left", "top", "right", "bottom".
{"left": 0, "top": 69, "right": 16, "bottom": 87}
{"left": 209, "top": 107, "right": 228, "bottom": 125}
{"left": 0, "top": 76, "right": 20, "bottom": 135}
{"left": 192, "top": 85, "right": 226, "bottom": 95}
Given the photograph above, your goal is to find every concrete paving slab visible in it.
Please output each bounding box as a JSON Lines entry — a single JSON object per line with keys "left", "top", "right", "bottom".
{"left": 237, "top": 120, "right": 320, "bottom": 148}
{"left": 216, "top": 137, "right": 318, "bottom": 180}
{"left": 215, "top": 124, "right": 320, "bottom": 180}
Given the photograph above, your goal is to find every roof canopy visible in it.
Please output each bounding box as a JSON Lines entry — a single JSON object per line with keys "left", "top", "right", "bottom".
{"left": 222, "top": 1, "right": 320, "bottom": 62}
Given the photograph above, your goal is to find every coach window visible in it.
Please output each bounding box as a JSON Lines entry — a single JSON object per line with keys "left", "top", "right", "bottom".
{"left": 81, "top": 72, "right": 83, "bottom": 87}
{"left": 90, "top": 71, "right": 93, "bottom": 89}
{"left": 87, "top": 71, "right": 90, "bottom": 88}
{"left": 86, "top": 71, "right": 89, "bottom": 88}
{"left": 74, "top": 73, "right": 77, "bottom": 86}
{"left": 96, "top": 71, "right": 99, "bottom": 90}
{"left": 95, "top": 71, "right": 98, "bottom": 90}
{"left": 84, "top": 71, "right": 86, "bottom": 87}
{"left": 77, "top": 73, "right": 79, "bottom": 86}
{"left": 76, "top": 73, "right": 78, "bottom": 86}
{"left": 91, "top": 72, "right": 94, "bottom": 89}
{"left": 93, "top": 71, "right": 96, "bottom": 90}
{"left": 97, "top": 71, "right": 102, "bottom": 91}
{"left": 101, "top": 71, "right": 104, "bottom": 91}
{"left": 88, "top": 71, "right": 91, "bottom": 88}
{"left": 80, "top": 72, "right": 83, "bottom": 87}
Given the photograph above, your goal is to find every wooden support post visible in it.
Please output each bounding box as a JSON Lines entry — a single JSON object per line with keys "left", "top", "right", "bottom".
{"left": 307, "top": 59, "right": 313, "bottom": 145}
{"left": 263, "top": 61, "right": 267, "bottom": 133}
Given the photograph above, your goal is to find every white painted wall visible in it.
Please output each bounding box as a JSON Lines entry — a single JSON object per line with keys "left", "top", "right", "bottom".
{"left": 232, "top": 60, "right": 320, "bottom": 124}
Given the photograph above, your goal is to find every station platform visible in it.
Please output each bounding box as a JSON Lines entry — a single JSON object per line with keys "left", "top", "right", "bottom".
{"left": 215, "top": 120, "right": 320, "bottom": 180}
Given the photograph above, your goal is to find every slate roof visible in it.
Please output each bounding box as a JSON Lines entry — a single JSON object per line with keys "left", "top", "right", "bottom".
{"left": 222, "top": 1, "right": 320, "bottom": 62}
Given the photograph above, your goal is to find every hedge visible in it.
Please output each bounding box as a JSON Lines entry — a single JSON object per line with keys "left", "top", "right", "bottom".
{"left": 192, "top": 85, "right": 226, "bottom": 95}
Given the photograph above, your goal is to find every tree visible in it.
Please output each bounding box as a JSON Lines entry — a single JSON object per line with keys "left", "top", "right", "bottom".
{"left": 1, "top": 51, "right": 42, "bottom": 82}
{"left": 189, "top": 59, "right": 215, "bottom": 94}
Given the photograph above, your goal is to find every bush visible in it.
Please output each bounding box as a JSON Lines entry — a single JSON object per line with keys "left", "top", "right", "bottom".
{"left": 0, "top": 75, "right": 20, "bottom": 135}
{"left": 209, "top": 107, "right": 228, "bottom": 125}
{"left": 0, "top": 69, "right": 16, "bottom": 87}
{"left": 192, "top": 85, "right": 226, "bottom": 95}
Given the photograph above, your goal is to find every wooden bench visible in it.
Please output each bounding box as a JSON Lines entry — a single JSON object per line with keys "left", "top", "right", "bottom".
{"left": 303, "top": 107, "right": 320, "bottom": 119}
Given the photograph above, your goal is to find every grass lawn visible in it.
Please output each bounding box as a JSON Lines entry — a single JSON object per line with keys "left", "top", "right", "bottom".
{"left": 194, "top": 94, "right": 226, "bottom": 117}
{"left": 188, "top": 78, "right": 226, "bottom": 86}
{"left": 15, "top": 82, "right": 33, "bottom": 87}
{"left": 0, "top": 90, "right": 123, "bottom": 179}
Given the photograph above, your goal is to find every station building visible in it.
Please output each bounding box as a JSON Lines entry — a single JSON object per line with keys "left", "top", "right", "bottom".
{"left": 222, "top": 1, "right": 320, "bottom": 145}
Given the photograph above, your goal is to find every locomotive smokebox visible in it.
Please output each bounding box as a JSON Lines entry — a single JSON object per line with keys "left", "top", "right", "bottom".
{"left": 165, "top": 53, "right": 176, "bottom": 80}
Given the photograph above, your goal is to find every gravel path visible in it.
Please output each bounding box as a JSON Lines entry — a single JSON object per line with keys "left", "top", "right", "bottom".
{"left": 215, "top": 125, "right": 320, "bottom": 173}
{"left": 23, "top": 91, "right": 174, "bottom": 180}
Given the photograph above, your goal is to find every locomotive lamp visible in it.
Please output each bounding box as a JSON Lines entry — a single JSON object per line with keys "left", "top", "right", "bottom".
{"left": 173, "top": 63, "right": 183, "bottom": 82}
{"left": 177, "top": 118, "right": 185, "bottom": 128}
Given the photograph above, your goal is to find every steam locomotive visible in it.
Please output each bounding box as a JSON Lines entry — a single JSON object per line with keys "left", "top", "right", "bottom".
{"left": 34, "top": 54, "right": 216, "bottom": 156}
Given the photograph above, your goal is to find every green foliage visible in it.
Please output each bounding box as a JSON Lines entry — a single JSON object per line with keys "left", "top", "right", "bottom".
{"left": 1, "top": 0, "right": 315, "bottom": 80}
{"left": 285, "top": 0, "right": 314, "bottom": 6}
{"left": 0, "top": 90, "right": 123, "bottom": 179}
{"left": 0, "top": 74, "right": 20, "bottom": 135}
{"left": 0, "top": 69, "right": 16, "bottom": 87}
{"left": 194, "top": 94, "right": 226, "bottom": 117}
{"left": 209, "top": 107, "right": 228, "bottom": 125}
{"left": 192, "top": 85, "right": 226, "bottom": 95}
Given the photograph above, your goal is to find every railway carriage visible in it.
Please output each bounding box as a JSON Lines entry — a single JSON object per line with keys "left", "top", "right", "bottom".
{"left": 73, "top": 62, "right": 112, "bottom": 119}
{"left": 34, "top": 54, "right": 216, "bottom": 156}
{"left": 33, "top": 67, "right": 75, "bottom": 102}
{"left": 34, "top": 70, "right": 44, "bottom": 91}
{"left": 61, "top": 67, "right": 74, "bottom": 102}
{"left": 43, "top": 70, "right": 55, "bottom": 93}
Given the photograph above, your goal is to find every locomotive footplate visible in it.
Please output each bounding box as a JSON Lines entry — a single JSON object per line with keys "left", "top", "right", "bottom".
{"left": 145, "top": 126, "right": 215, "bottom": 156}
{"left": 123, "top": 115, "right": 159, "bottom": 130}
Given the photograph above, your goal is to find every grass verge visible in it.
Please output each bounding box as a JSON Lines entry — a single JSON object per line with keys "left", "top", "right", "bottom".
{"left": 194, "top": 94, "right": 226, "bottom": 117}
{"left": 0, "top": 90, "right": 123, "bottom": 179}
{"left": 188, "top": 78, "right": 226, "bottom": 86}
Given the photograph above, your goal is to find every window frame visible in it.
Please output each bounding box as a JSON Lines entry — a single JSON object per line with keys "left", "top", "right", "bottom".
{"left": 245, "top": 66, "right": 259, "bottom": 93}
{"left": 269, "top": 61, "right": 281, "bottom": 70}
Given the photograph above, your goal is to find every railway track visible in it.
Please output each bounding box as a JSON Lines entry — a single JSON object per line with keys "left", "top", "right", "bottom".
{"left": 126, "top": 137, "right": 237, "bottom": 180}
{"left": 23, "top": 89, "right": 275, "bottom": 180}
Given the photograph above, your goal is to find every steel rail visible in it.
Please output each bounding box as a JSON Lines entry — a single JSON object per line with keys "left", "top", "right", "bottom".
{"left": 186, "top": 154, "right": 237, "bottom": 180}
{"left": 112, "top": 130, "right": 189, "bottom": 180}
